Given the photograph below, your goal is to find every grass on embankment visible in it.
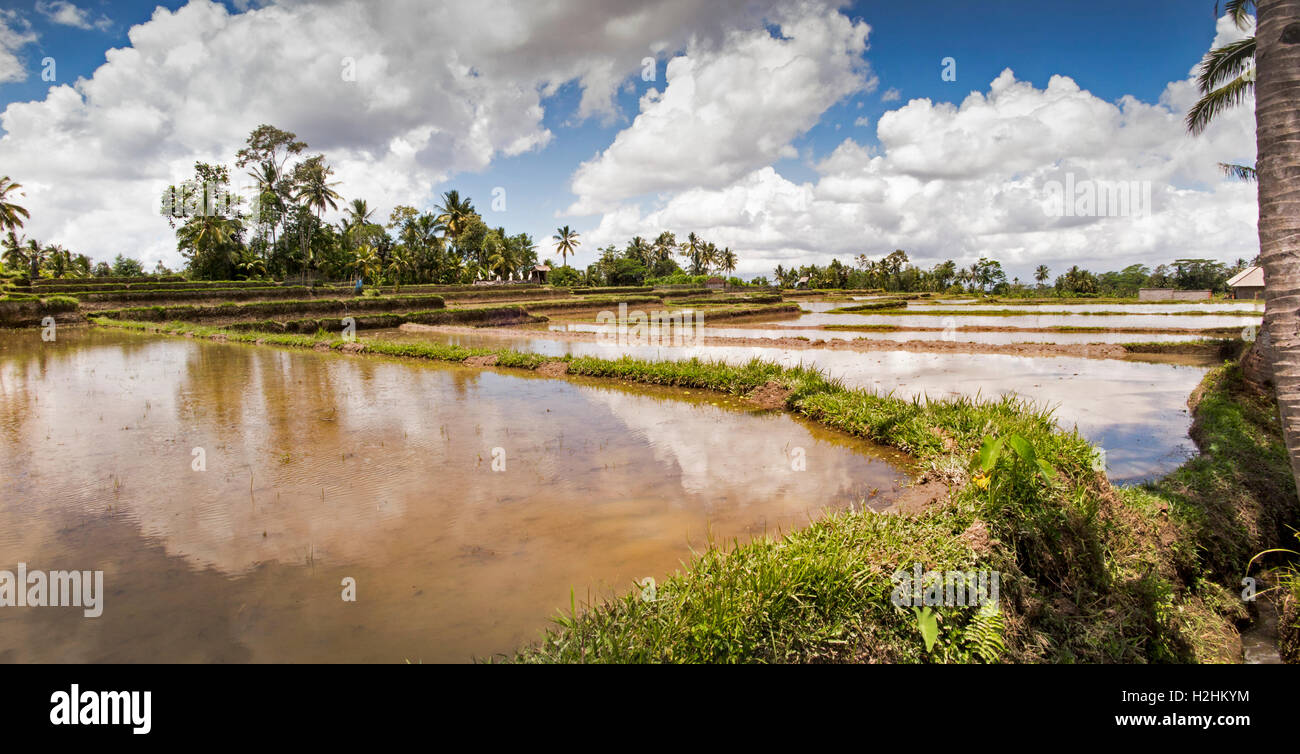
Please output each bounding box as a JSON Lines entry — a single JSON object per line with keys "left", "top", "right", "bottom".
{"left": 1121, "top": 340, "right": 1247, "bottom": 358}
{"left": 0, "top": 295, "right": 80, "bottom": 326}
{"left": 1119, "top": 363, "right": 1300, "bottom": 661}
{"left": 223, "top": 305, "right": 545, "bottom": 333}
{"left": 90, "top": 315, "right": 1294, "bottom": 662}
{"left": 93, "top": 294, "right": 447, "bottom": 322}
{"left": 10, "top": 280, "right": 279, "bottom": 294}
{"left": 75, "top": 286, "right": 316, "bottom": 306}
{"left": 664, "top": 294, "right": 785, "bottom": 305}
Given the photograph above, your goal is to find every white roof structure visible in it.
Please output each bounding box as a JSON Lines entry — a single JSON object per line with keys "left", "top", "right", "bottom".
{"left": 1226, "top": 266, "right": 1264, "bottom": 288}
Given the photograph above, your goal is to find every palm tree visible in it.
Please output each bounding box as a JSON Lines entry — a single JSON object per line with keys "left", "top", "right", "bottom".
{"left": 1253, "top": 0, "right": 1300, "bottom": 498}
{"left": 1034, "top": 265, "right": 1050, "bottom": 287}
{"left": 247, "top": 160, "right": 285, "bottom": 255}
{"left": 553, "top": 225, "right": 581, "bottom": 267}
{"left": 293, "top": 156, "right": 341, "bottom": 271}
{"left": 486, "top": 234, "right": 517, "bottom": 279}
{"left": 382, "top": 245, "right": 412, "bottom": 289}
{"left": 435, "top": 190, "right": 476, "bottom": 242}
{"left": 45, "top": 245, "right": 71, "bottom": 278}
{"left": 346, "top": 198, "right": 374, "bottom": 228}
{"left": 2, "top": 232, "right": 27, "bottom": 273}
{"left": 681, "top": 232, "right": 706, "bottom": 275}
{"left": 0, "top": 177, "right": 29, "bottom": 234}
{"left": 178, "top": 213, "right": 240, "bottom": 275}
{"left": 626, "top": 236, "right": 651, "bottom": 266}
{"left": 702, "top": 241, "right": 719, "bottom": 273}
{"left": 721, "top": 247, "right": 738, "bottom": 275}
{"left": 1188, "top": 1, "right": 1258, "bottom": 179}
{"left": 234, "top": 247, "right": 268, "bottom": 280}
{"left": 350, "top": 244, "right": 380, "bottom": 283}
{"left": 24, "top": 239, "right": 44, "bottom": 279}
{"left": 652, "top": 231, "right": 677, "bottom": 265}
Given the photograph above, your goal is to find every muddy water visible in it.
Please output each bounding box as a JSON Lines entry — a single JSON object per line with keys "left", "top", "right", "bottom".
{"left": 0, "top": 328, "right": 910, "bottom": 663}
{"left": 780, "top": 310, "right": 1258, "bottom": 330}
{"left": 371, "top": 327, "right": 1209, "bottom": 483}
{"left": 903, "top": 302, "right": 1264, "bottom": 313}
{"left": 550, "top": 323, "right": 1220, "bottom": 345}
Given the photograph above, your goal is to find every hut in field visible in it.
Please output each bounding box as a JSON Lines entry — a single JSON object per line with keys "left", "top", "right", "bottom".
{"left": 705, "top": 276, "right": 725, "bottom": 291}
{"left": 529, "top": 264, "right": 551, "bottom": 284}
{"left": 1226, "top": 266, "right": 1264, "bottom": 300}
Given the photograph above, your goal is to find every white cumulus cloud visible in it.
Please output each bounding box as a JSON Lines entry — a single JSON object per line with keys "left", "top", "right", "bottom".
{"left": 36, "top": 1, "right": 113, "bottom": 32}
{"left": 566, "top": 2, "right": 875, "bottom": 214}
{"left": 0, "top": 10, "right": 37, "bottom": 84}
{"left": 0, "top": 0, "right": 797, "bottom": 268}
{"left": 580, "top": 58, "right": 1258, "bottom": 279}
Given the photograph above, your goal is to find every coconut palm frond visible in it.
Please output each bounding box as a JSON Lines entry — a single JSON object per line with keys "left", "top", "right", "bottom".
{"left": 1219, "top": 162, "right": 1257, "bottom": 181}
{"left": 1196, "top": 36, "right": 1256, "bottom": 94}
{"left": 1186, "top": 70, "right": 1255, "bottom": 135}
{"left": 1218, "top": 0, "right": 1256, "bottom": 31}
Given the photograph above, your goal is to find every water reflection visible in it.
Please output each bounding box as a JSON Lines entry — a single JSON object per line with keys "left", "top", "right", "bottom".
{"left": 371, "top": 327, "right": 1207, "bottom": 483}
{"left": 0, "top": 328, "right": 908, "bottom": 662}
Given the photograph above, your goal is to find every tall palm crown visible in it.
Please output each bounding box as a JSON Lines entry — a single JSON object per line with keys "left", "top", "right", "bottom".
{"left": 1, "top": 232, "right": 27, "bottom": 271}
{"left": 682, "top": 232, "right": 707, "bottom": 275}
{"left": 294, "top": 157, "right": 342, "bottom": 218}
{"left": 0, "top": 176, "right": 30, "bottom": 234}
{"left": 721, "top": 247, "right": 738, "bottom": 274}
{"left": 346, "top": 199, "right": 374, "bottom": 228}
{"left": 553, "top": 225, "right": 581, "bottom": 266}
{"left": 435, "top": 190, "right": 476, "bottom": 241}
{"left": 247, "top": 162, "right": 283, "bottom": 217}
{"left": 1187, "top": 1, "right": 1258, "bottom": 179}
{"left": 627, "top": 236, "right": 651, "bottom": 266}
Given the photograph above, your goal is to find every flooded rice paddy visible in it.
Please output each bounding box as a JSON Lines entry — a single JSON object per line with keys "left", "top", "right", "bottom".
{"left": 550, "top": 322, "right": 1221, "bottom": 345}
{"left": 369, "top": 326, "right": 1209, "bottom": 483}
{"left": 775, "top": 310, "right": 1259, "bottom": 330}
{"left": 0, "top": 328, "right": 910, "bottom": 662}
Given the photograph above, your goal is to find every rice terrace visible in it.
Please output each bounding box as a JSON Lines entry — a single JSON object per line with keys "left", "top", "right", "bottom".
{"left": 0, "top": 0, "right": 1298, "bottom": 712}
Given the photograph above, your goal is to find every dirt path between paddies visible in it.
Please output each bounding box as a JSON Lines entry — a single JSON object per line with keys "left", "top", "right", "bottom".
{"left": 397, "top": 323, "right": 1232, "bottom": 361}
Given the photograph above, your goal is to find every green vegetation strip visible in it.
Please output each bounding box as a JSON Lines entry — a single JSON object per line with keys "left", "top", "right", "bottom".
{"left": 226, "top": 305, "right": 546, "bottom": 333}
{"left": 665, "top": 294, "right": 784, "bottom": 305}
{"left": 825, "top": 301, "right": 909, "bottom": 313}
{"left": 516, "top": 295, "right": 664, "bottom": 311}
{"left": 0, "top": 295, "right": 80, "bottom": 324}
{"left": 88, "top": 316, "right": 1294, "bottom": 663}
{"left": 678, "top": 303, "right": 800, "bottom": 321}
{"left": 94, "top": 294, "right": 447, "bottom": 322}
{"left": 75, "top": 286, "right": 315, "bottom": 303}
{"left": 25, "top": 275, "right": 186, "bottom": 286}
{"left": 571, "top": 286, "right": 653, "bottom": 295}
{"left": 14, "top": 280, "right": 282, "bottom": 294}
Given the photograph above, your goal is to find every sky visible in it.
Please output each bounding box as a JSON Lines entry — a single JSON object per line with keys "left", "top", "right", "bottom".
{"left": 0, "top": 0, "right": 1259, "bottom": 281}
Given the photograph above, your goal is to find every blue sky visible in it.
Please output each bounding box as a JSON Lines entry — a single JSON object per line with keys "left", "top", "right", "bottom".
{"left": 0, "top": 0, "right": 1257, "bottom": 278}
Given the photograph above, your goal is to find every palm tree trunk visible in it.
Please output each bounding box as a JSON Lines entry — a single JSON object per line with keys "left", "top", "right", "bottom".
{"left": 1256, "top": 0, "right": 1300, "bottom": 501}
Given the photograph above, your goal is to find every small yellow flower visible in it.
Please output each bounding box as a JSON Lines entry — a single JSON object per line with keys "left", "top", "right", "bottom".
{"left": 972, "top": 471, "right": 991, "bottom": 490}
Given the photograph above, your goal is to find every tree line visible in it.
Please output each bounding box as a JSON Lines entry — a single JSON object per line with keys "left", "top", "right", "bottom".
{"left": 771, "top": 251, "right": 1254, "bottom": 296}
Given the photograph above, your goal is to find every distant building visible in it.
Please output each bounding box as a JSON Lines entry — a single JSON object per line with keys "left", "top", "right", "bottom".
{"left": 705, "top": 276, "right": 725, "bottom": 291}
{"left": 529, "top": 264, "right": 551, "bottom": 284}
{"left": 795, "top": 275, "right": 810, "bottom": 288}
{"left": 1226, "top": 266, "right": 1264, "bottom": 300}
{"left": 1137, "top": 288, "right": 1212, "bottom": 301}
